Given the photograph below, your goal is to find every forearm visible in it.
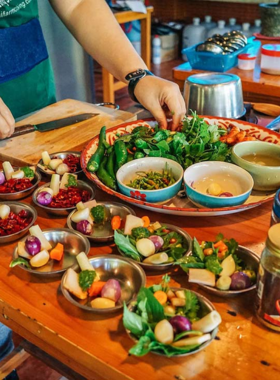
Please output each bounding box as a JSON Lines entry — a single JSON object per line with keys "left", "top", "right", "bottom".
{"left": 49, "top": 0, "right": 147, "bottom": 82}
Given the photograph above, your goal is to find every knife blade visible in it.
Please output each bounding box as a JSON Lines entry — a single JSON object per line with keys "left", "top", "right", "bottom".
{"left": 9, "top": 113, "right": 98, "bottom": 139}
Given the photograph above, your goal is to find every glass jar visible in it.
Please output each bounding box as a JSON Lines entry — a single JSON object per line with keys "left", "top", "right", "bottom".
{"left": 270, "top": 189, "right": 280, "bottom": 226}
{"left": 255, "top": 224, "right": 280, "bottom": 332}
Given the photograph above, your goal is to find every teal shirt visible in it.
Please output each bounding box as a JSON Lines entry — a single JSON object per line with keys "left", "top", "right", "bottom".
{"left": 0, "top": 0, "right": 56, "bottom": 118}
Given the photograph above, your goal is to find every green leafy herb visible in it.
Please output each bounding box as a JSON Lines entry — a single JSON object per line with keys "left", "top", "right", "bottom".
{"left": 9, "top": 258, "right": 31, "bottom": 269}
{"left": 137, "top": 288, "right": 165, "bottom": 324}
{"left": 205, "top": 255, "right": 223, "bottom": 275}
{"left": 114, "top": 230, "right": 141, "bottom": 262}
{"left": 78, "top": 270, "right": 96, "bottom": 291}
{"left": 184, "top": 290, "right": 200, "bottom": 321}
{"left": 131, "top": 227, "right": 150, "bottom": 240}
{"left": 91, "top": 205, "right": 106, "bottom": 225}
{"left": 175, "top": 256, "right": 205, "bottom": 273}
{"left": 66, "top": 174, "right": 77, "bottom": 188}
{"left": 21, "top": 166, "right": 34, "bottom": 178}
{"left": 192, "top": 237, "right": 205, "bottom": 262}
{"left": 123, "top": 303, "right": 144, "bottom": 336}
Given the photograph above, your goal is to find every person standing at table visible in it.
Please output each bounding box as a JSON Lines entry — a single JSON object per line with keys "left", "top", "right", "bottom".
{"left": 0, "top": 0, "right": 186, "bottom": 140}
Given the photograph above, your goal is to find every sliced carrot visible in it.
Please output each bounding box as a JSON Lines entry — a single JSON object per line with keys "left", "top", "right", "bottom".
{"left": 153, "top": 290, "right": 168, "bottom": 305}
{"left": 142, "top": 216, "right": 150, "bottom": 228}
{"left": 88, "top": 281, "right": 106, "bottom": 297}
{"left": 111, "top": 215, "right": 121, "bottom": 230}
{"left": 213, "top": 240, "right": 228, "bottom": 252}
{"left": 50, "top": 242, "right": 64, "bottom": 261}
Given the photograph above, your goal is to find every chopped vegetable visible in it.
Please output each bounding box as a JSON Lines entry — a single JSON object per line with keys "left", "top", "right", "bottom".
{"left": 90, "top": 297, "right": 115, "bottom": 309}
{"left": 0, "top": 204, "right": 10, "bottom": 219}
{"left": 131, "top": 227, "right": 150, "bottom": 240}
{"left": 188, "top": 269, "right": 216, "bottom": 287}
{"left": 149, "top": 235, "right": 164, "bottom": 251}
{"left": 87, "top": 281, "right": 106, "bottom": 297}
{"left": 9, "top": 257, "right": 31, "bottom": 269}
{"left": 50, "top": 174, "right": 60, "bottom": 196}
{"left": 17, "top": 241, "right": 32, "bottom": 259}
{"left": 216, "top": 276, "right": 231, "bottom": 290}
{"left": 142, "top": 216, "right": 150, "bottom": 228}
{"left": 56, "top": 163, "right": 70, "bottom": 176}
{"left": 71, "top": 208, "right": 90, "bottom": 223}
{"left": 42, "top": 151, "right": 51, "bottom": 166}
{"left": 153, "top": 290, "right": 168, "bottom": 305}
{"left": 169, "top": 316, "right": 192, "bottom": 334}
{"left": 123, "top": 215, "right": 144, "bottom": 235}
{"left": 192, "top": 310, "right": 222, "bottom": 333}
{"left": 29, "top": 225, "right": 52, "bottom": 251}
{"left": 25, "top": 236, "right": 41, "bottom": 256}
{"left": 50, "top": 243, "right": 64, "bottom": 261}
{"left": 154, "top": 319, "right": 174, "bottom": 344}
{"left": 101, "top": 279, "right": 121, "bottom": 302}
{"left": 76, "top": 220, "right": 93, "bottom": 236}
{"left": 30, "top": 250, "right": 50, "bottom": 267}
{"left": 21, "top": 166, "right": 35, "bottom": 178}
{"left": 76, "top": 252, "right": 94, "bottom": 272}
{"left": 11, "top": 170, "right": 24, "bottom": 179}
{"left": 49, "top": 159, "right": 63, "bottom": 170}
{"left": 172, "top": 333, "right": 211, "bottom": 347}
{"left": 64, "top": 268, "right": 87, "bottom": 299}
{"left": 90, "top": 205, "right": 106, "bottom": 225}
{"left": 136, "top": 238, "right": 156, "bottom": 257}
{"left": 2, "top": 162, "right": 14, "bottom": 180}
{"left": 219, "top": 254, "right": 236, "bottom": 277}
{"left": 230, "top": 272, "right": 251, "bottom": 290}
{"left": 127, "top": 163, "right": 176, "bottom": 190}
{"left": 111, "top": 215, "right": 121, "bottom": 230}
{"left": 36, "top": 191, "right": 53, "bottom": 206}
{"left": 79, "top": 270, "right": 96, "bottom": 291}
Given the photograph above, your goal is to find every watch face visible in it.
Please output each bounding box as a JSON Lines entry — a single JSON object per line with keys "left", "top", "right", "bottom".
{"left": 125, "top": 69, "right": 146, "bottom": 81}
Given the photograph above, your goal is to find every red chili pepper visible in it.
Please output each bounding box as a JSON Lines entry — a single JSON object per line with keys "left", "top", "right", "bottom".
{"left": 0, "top": 211, "right": 32, "bottom": 236}
{"left": 276, "top": 300, "right": 280, "bottom": 315}
{"left": 162, "top": 229, "right": 170, "bottom": 233}
{"left": 0, "top": 178, "right": 33, "bottom": 194}
{"left": 49, "top": 186, "right": 91, "bottom": 208}
{"left": 170, "top": 238, "right": 177, "bottom": 244}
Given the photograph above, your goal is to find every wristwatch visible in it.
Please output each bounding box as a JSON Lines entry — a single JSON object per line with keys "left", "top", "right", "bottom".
{"left": 125, "top": 69, "right": 154, "bottom": 103}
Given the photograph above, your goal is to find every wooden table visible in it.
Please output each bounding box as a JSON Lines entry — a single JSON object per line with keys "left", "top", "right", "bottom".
{"left": 173, "top": 62, "right": 280, "bottom": 106}
{"left": 102, "top": 7, "right": 153, "bottom": 103}
{"left": 1, "top": 110, "right": 280, "bottom": 380}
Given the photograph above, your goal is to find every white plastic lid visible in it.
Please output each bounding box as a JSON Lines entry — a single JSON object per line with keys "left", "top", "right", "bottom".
{"left": 205, "top": 15, "right": 212, "bottom": 23}
{"left": 193, "top": 17, "right": 200, "bottom": 25}
{"left": 229, "top": 18, "right": 236, "bottom": 26}
{"left": 255, "top": 19, "right": 261, "bottom": 27}
{"left": 218, "top": 20, "right": 226, "bottom": 28}
{"left": 242, "top": 22, "right": 250, "bottom": 31}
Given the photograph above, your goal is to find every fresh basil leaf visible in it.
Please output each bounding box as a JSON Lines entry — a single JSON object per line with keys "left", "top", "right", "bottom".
{"left": 169, "top": 247, "right": 187, "bottom": 260}
{"left": 129, "top": 335, "right": 152, "bottom": 356}
{"left": 137, "top": 288, "right": 165, "bottom": 324}
{"left": 156, "top": 140, "right": 170, "bottom": 153}
{"left": 123, "top": 303, "right": 144, "bottom": 336}
{"left": 192, "top": 237, "right": 205, "bottom": 262}
{"left": 114, "top": 230, "right": 141, "bottom": 262}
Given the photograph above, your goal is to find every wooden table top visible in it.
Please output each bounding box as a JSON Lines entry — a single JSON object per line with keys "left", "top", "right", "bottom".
{"left": 1, "top": 106, "right": 280, "bottom": 380}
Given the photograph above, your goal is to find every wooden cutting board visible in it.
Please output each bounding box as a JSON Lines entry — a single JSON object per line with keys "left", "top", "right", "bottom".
{"left": 0, "top": 99, "right": 136, "bottom": 166}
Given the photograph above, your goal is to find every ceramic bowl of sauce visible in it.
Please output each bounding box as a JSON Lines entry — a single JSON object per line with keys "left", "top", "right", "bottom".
{"left": 184, "top": 161, "right": 253, "bottom": 208}
{"left": 231, "top": 141, "right": 280, "bottom": 191}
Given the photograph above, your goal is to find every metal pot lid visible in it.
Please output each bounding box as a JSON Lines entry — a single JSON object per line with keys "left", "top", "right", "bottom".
{"left": 186, "top": 73, "right": 240, "bottom": 86}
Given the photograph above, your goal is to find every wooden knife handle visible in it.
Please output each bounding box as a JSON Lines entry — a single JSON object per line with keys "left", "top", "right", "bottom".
{"left": 8, "top": 125, "right": 35, "bottom": 139}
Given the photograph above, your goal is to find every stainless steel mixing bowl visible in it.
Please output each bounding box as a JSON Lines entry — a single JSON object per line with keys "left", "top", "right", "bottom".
{"left": 184, "top": 73, "right": 246, "bottom": 119}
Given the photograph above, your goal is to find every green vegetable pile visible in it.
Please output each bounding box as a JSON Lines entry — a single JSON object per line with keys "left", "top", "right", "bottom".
{"left": 21, "top": 166, "right": 35, "bottom": 179}
{"left": 127, "top": 164, "right": 176, "bottom": 190}
{"left": 90, "top": 205, "right": 107, "bottom": 225}
{"left": 123, "top": 275, "right": 203, "bottom": 357}
{"left": 86, "top": 113, "right": 230, "bottom": 190}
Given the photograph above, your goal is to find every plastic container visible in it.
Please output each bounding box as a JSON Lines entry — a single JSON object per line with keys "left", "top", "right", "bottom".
{"left": 182, "top": 18, "right": 206, "bottom": 60}
{"left": 182, "top": 37, "right": 255, "bottom": 72}
{"left": 207, "top": 20, "right": 230, "bottom": 38}
{"left": 250, "top": 19, "right": 262, "bottom": 35}
{"left": 242, "top": 23, "right": 252, "bottom": 38}
{"left": 271, "top": 189, "right": 280, "bottom": 226}
{"left": 261, "top": 44, "right": 280, "bottom": 75}
{"left": 201, "top": 15, "right": 216, "bottom": 31}
{"left": 152, "top": 35, "right": 161, "bottom": 65}
{"left": 238, "top": 53, "right": 256, "bottom": 70}
{"left": 255, "top": 224, "right": 280, "bottom": 332}
{"left": 122, "top": 20, "right": 141, "bottom": 55}
{"left": 228, "top": 18, "right": 241, "bottom": 31}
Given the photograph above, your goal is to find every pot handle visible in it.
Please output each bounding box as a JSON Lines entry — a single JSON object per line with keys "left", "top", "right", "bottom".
{"left": 265, "top": 115, "right": 280, "bottom": 132}
{"left": 94, "top": 102, "right": 120, "bottom": 110}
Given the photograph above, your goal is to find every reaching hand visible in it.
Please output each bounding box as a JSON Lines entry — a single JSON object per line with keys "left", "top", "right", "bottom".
{"left": 134, "top": 76, "right": 186, "bottom": 131}
{"left": 0, "top": 98, "right": 15, "bottom": 139}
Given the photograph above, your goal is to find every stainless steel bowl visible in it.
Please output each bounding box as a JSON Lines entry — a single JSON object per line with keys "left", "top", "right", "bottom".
{"left": 0, "top": 170, "right": 41, "bottom": 201}
{"left": 61, "top": 255, "right": 146, "bottom": 313}
{"left": 0, "top": 202, "right": 37, "bottom": 244}
{"left": 13, "top": 228, "right": 90, "bottom": 276}
{"left": 126, "top": 288, "right": 218, "bottom": 357}
{"left": 189, "top": 245, "right": 260, "bottom": 297}
{"left": 117, "top": 223, "right": 192, "bottom": 271}
{"left": 32, "top": 180, "right": 95, "bottom": 216}
{"left": 184, "top": 73, "right": 246, "bottom": 119}
{"left": 67, "top": 201, "right": 136, "bottom": 242}
{"left": 37, "top": 151, "right": 82, "bottom": 177}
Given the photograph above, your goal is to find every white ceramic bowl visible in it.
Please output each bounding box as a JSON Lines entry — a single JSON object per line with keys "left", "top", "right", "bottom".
{"left": 116, "top": 157, "right": 183, "bottom": 203}
{"left": 184, "top": 161, "right": 254, "bottom": 208}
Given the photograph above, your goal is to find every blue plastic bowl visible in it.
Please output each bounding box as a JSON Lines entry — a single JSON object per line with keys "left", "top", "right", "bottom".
{"left": 116, "top": 158, "right": 183, "bottom": 203}
{"left": 184, "top": 161, "right": 254, "bottom": 208}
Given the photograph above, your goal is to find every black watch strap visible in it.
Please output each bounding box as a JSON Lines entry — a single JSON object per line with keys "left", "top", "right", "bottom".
{"left": 126, "top": 69, "right": 154, "bottom": 103}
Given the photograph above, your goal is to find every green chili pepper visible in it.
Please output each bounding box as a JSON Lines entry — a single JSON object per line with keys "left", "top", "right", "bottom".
{"left": 134, "top": 151, "right": 145, "bottom": 159}
{"left": 114, "top": 139, "right": 128, "bottom": 170}
{"left": 152, "top": 130, "right": 170, "bottom": 142}
{"left": 87, "top": 126, "right": 107, "bottom": 172}
{"left": 148, "top": 150, "right": 161, "bottom": 157}
{"left": 97, "top": 156, "right": 117, "bottom": 190}
{"left": 106, "top": 150, "right": 116, "bottom": 179}
{"left": 9, "top": 258, "right": 30, "bottom": 268}
{"left": 135, "top": 138, "right": 148, "bottom": 150}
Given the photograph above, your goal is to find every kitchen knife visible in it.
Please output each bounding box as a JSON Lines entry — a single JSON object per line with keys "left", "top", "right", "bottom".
{"left": 8, "top": 113, "right": 98, "bottom": 139}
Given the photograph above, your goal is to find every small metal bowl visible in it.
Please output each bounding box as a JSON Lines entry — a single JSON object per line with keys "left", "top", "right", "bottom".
{"left": 188, "top": 245, "right": 260, "bottom": 297}
{"left": 117, "top": 223, "right": 192, "bottom": 271}
{"left": 37, "top": 151, "right": 82, "bottom": 177}
{"left": 0, "top": 202, "right": 37, "bottom": 244}
{"left": 67, "top": 201, "right": 136, "bottom": 242}
{"left": 0, "top": 170, "right": 41, "bottom": 201}
{"left": 12, "top": 228, "right": 90, "bottom": 276}
{"left": 126, "top": 288, "right": 218, "bottom": 357}
{"left": 61, "top": 255, "right": 146, "bottom": 313}
{"left": 32, "top": 180, "right": 95, "bottom": 216}
{"left": 184, "top": 72, "right": 246, "bottom": 119}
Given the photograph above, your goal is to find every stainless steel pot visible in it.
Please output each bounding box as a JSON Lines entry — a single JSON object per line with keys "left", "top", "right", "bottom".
{"left": 184, "top": 73, "right": 246, "bottom": 119}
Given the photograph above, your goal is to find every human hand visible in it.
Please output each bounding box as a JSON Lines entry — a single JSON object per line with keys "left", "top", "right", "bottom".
{"left": 0, "top": 98, "right": 15, "bottom": 139}
{"left": 134, "top": 76, "right": 186, "bottom": 131}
